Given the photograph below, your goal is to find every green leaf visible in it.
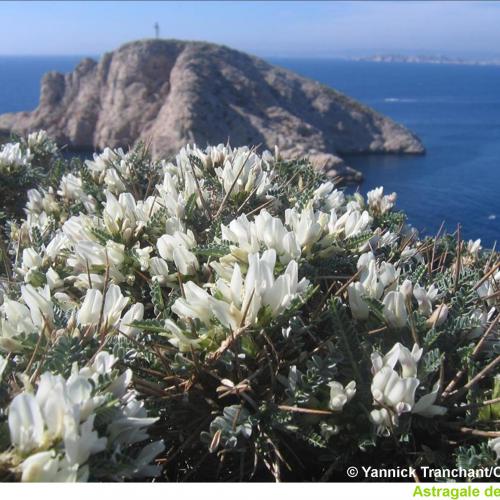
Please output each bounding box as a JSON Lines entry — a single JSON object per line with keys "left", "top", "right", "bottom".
{"left": 130, "top": 319, "right": 167, "bottom": 333}
{"left": 193, "top": 243, "right": 230, "bottom": 258}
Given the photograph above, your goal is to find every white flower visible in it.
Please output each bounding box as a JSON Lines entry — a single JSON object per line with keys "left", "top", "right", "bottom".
{"left": 214, "top": 147, "right": 275, "bottom": 198}
{"left": 157, "top": 231, "right": 199, "bottom": 275}
{"left": 361, "top": 260, "right": 384, "bottom": 299}
{"left": 92, "top": 352, "right": 117, "bottom": 376}
{"left": 426, "top": 304, "right": 449, "bottom": 327}
{"left": 149, "top": 257, "right": 170, "bottom": 284}
{"left": 20, "top": 451, "right": 78, "bottom": 482}
{"left": 355, "top": 253, "right": 400, "bottom": 299}
{"left": 0, "top": 298, "right": 36, "bottom": 350}
{"left": 221, "top": 213, "right": 257, "bottom": 251}
{"left": 413, "top": 382, "right": 447, "bottom": 417}
{"left": 371, "top": 366, "right": 419, "bottom": 415}
{"left": 173, "top": 245, "right": 199, "bottom": 275}
{"left": 119, "top": 303, "right": 145, "bottom": 337}
{"left": 8, "top": 393, "right": 46, "bottom": 454}
{"left": 370, "top": 408, "right": 396, "bottom": 436}
{"left": 328, "top": 381, "right": 356, "bottom": 411}
{"left": 377, "top": 230, "right": 399, "bottom": 248}
{"left": 104, "top": 167, "right": 126, "bottom": 194}
{"left": 476, "top": 271, "right": 500, "bottom": 307}
{"left": 0, "top": 354, "right": 7, "bottom": 382}
{"left": 378, "top": 262, "right": 400, "bottom": 291}
{"left": 382, "top": 291, "right": 408, "bottom": 328}
{"left": 21, "top": 247, "right": 42, "bottom": 274}
{"left": 489, "top": 437, "right": 500, "bottom": 460}
{"left": 77, "top": 289, "right": 103, "bottom": 327}
{"left": 400, "top": 279, "right": 413, "bottom": 300}
{"left": 367, "top": 186, "right": 397, "bottom": 214}
{"left": 77, "top": 285, "right": 128, "bottom": 330}
{"left": 64, "top": 415, "right": 107, "bottom": 466}
{"left": 26, "top": 130, "right": 58, "bottom": 155}
{"left": 102, "top": 285, "right": 129, "bottom": 329}
{"left": 62, "top": 214, "right": 96, "bottom": 243}
{"left": 132, "top": 440, "right": 166, "bottom": 478}
{"left": 45, "top": 233, "right": 70, "bottom": 260}
{"left": 163, "top": 318, "right": 203, "bottom": 352}
{"left": 0, "top": 142, "right": 31, "bottom": 168}
{"left": 102, "top": 191, "right": 141, "bottom": 239}
{"left": 85, "top": 147, "right": 124, "bottom": 176}
{"left": 369, "top": 342, "right": 430, "bottom": 433}
{"left": 46, "top": 268, "right": 63, "bottom": 290}
{"left": 467, "top": 307, "right": 495, "bottom": 339}
{"left": 26, "top": 189, "right": 44, "bottom": 213}
{"left": 467, "top": 239, "right": 482, "bottom": 258}
{"left": 5, "top": 349, "right": 162, "bottom": 481}
{"left": 396, "top": 343, "right": 423, "bottom": 378}
{"left": 171, "top": 281, "right": 213, "bottom": 326}
{"left": 21, "top": 284, "right": 54, "bottom": 328}
{"left": 134, "top": 246, "right": 153, "bottom": 271}
{"left": 357, "top": 251, "right": 375, "bottom": 272}
{"left": 58, "top": 173, "right": 84, "bottom": 201}
{"left": 223, "top": 210, "right": 301, "bottom": 264}
{"left": 254, "top": 252, "right": 309, "bottom": 317}
{"left": 347, "top": 282, "right": 369, "bottom": 320}
{"left": 372, "top": 343, "right": 422, "bottom": 378}
{"left": 285, "top": 206, "right": 322, "bottom": 248}
{"left": 35, "top": 372, "right": 74, "bottom": 440}
{"left": 413, "top": 284, "right": 439, "bottom": 316}
{"left": 340, "top": 208, "right": 372, "bottom": 238}
{"left": 313, "top": 182, "right": 345, "bottom": 211}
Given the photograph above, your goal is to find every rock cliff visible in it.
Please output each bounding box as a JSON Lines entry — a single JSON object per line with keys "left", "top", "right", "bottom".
{"left": 0, "top": 39, "right": 425, "bottom": 182}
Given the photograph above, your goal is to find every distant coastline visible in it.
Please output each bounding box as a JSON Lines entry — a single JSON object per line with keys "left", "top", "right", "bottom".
{"left": 352, "top": 54, "right": 500, "bottom": 67}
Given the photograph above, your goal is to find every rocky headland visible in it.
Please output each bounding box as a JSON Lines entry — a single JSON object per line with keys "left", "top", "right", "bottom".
{"left": 0, "top": 39, "right": 425, "bottom": 182}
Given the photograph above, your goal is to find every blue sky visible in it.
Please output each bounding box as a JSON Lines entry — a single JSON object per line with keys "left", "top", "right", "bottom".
{"left": 1, "top": 1, "right": 500, "bottom": 58}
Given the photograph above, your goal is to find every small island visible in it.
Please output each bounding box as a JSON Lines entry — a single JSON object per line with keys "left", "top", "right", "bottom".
{"left": 0, "top": 39, "right": 425, "bottom": 184}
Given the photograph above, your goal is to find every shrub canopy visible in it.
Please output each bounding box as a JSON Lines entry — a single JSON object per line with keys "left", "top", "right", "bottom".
{"left": 0, "top": 134, "right": 498, "bottom": 481}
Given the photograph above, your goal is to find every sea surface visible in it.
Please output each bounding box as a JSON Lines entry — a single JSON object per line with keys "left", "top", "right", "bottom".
{"left": 0, "top": 56, "right": 499, "bottom": 246}
{"left": 271, "top": 58, "right": 500, "bottom": 247}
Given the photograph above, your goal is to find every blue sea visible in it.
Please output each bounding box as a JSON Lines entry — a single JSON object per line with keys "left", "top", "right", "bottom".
{"left": 0, "top": 56, "right": 499, "bottom": 246}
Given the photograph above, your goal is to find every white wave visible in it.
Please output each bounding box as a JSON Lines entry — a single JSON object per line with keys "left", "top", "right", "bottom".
{"left": 384, "top": 97, "right": 418, "bottom": 103}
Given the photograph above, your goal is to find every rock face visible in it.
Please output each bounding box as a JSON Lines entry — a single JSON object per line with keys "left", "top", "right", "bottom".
{"left": 0, "top": 39, "right": 424, "bottom": 181}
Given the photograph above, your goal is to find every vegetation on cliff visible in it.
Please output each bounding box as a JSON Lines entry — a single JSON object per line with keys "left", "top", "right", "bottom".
{"left": 0, "top": 132, "right": 498, "bottom": 481}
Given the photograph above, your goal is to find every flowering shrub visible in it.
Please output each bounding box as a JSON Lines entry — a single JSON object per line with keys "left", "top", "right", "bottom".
{"left": 0, "top": 131, "right": 60, "bottom": 219}
{"left": 0, "top": 133, "right": 498, "bottom": 481}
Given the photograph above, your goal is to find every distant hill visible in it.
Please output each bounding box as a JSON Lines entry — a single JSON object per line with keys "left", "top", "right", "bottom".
{"left": 354, "top": 54, "right": 500, "bottom": 66}
{"left": 0, "top": 39, "right": 425, "bottom": 182}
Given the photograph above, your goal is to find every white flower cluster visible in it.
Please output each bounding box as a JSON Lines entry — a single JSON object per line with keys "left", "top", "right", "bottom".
{"left": 212, "top": 146, "right": 277, "bottom": 199}
{"left": 25, "top": 130, "right": 58, "bottom": 157}
{"left": 347, "top": 251, "right": 450, "bottom": 329}
{"left": 167, "top": 249, "right": 309, "bottom": 350}
{"left": 3, "top": 143, "right": 314, "bottom": 355}
{"left": 0, "top": 130, "right": 58, "bottom": 176}
{"left": 366, "top": 186, "right": 397, "bottom": 215}
{"left": 328, "top": 380, "right": 356, "bottom": 412}
{"left": 370, "top": 343, "right": 446, "bottom": 435}
{"left": 0, "top": 281, "right": 144, "bottom": 351}
{"left": 1, "top": 352, "right": 163, "bottom": 482}
{"left": 0, "top": 142, "right": 32, "bottom": 172}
